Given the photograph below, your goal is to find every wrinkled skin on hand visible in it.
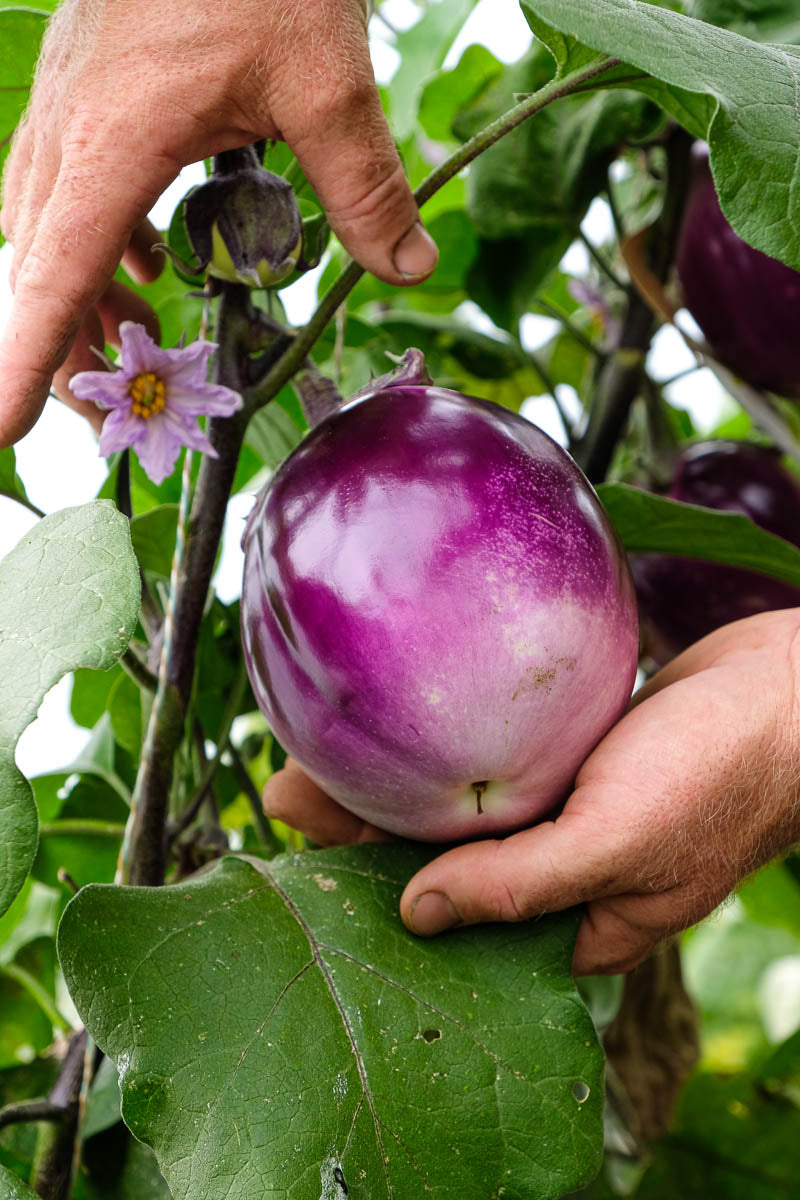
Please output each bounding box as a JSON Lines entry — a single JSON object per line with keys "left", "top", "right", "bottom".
{"left": 0, "top": 0, "right": 437, "bottom": 443}
{"left": 265, "top": 610, "right": 800, "bottom": 975}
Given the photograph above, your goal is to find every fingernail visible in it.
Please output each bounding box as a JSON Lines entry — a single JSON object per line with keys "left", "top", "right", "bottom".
{"left": 408, "top": 891, "right": 461, "bottom": 936}
{"left": 392, "top": 221, "right": 438, "bottom": 279}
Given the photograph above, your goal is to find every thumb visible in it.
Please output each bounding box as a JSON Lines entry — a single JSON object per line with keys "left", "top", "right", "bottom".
{"left": 400, "top": 811, "right": 627, "bottom": 936}
{"left": 273, "top": 11, "right": 438, "bottom": 285}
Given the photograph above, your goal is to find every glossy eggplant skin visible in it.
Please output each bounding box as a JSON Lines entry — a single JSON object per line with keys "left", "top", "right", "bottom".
{"left": 677, "top": 157, "right": 800, "bottom": 397}
{"left": 633, "top": 441, "right": 800, "bottom": 664}
{"left": 241, "top": 385, "right": 638, "bottom": 842}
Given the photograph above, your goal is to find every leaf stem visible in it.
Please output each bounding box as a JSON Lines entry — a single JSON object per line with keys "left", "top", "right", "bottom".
{"left": 229, "top": 743, "right": 284, "bottom": 855}
{"left": 249, "top": 55, "right": 621, "bottom": 410}
{"left": 574, "top": 126, "right": 693, "bottom": 482}
{"left": 39, "top": 820, "right": 126, "bottom": 839}
{"left": 170, "top": 662, "right": 248, "bottom": 841}
{"left": 0, "top": 963, "right": 70, "bottom": 1033}
{"left": 0, "top": 489, "right": 45, "bottom": 518}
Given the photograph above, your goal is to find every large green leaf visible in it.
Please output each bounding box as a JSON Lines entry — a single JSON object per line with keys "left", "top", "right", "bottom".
{"left": 598, "top": 483, "right": 800, "bottom": 585}
{"left": 0, "top": 502, "right": 140, "bottom": 918}
{"left": 457, "top": 44, "right": 658, "bottom": 327}
{"left": 520, "top": 0, "right": 800, "bottom": 269}
{"left": 59, "top": 848, "right": 603, "bottom": 1200}
{"left": 388, "top": 0, "right": 480, "bottom": 140}
{"left": 0, "top": 1163, "right": 39, "bottom": 1200}
{"left": 0, "top": 8, "right": 48, "bottom": 250}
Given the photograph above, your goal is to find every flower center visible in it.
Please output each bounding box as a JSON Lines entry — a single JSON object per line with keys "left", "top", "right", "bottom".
{"left": 129, "top": 372, "right": 166, "bottom": 419}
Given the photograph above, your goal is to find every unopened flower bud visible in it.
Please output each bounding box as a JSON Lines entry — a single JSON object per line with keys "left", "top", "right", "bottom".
{"left": 184, "top": 166, "right": 303, "bottom": 289}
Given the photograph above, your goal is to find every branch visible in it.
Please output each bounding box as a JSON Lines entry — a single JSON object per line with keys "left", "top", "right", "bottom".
{"left": 248, "top": 55, "right": 622, "bottom": 411}
{"left": 573, "top": 126, "right": 693, "bottom": 483}
{"left": 229, "top": 743, "right": 283, "bottom": 855}
{"left": 31, "top": 1030, "right": 89, "bottom": 1200}
{"left": 0, "top": 489, "right": 45, "bottom": 518}
{"left": 121, "top": 288, "right": 252, "bottom": 887}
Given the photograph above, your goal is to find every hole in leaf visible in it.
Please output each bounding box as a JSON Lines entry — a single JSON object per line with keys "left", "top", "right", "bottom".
{"left": 572, "top": 1080, "right": 590, "bottom": 1104}
{"left": 422, "top": 1028, "right": 442, "bottom": 1043}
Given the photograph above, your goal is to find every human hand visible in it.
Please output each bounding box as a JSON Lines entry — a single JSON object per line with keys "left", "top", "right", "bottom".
{"left": 264, "top": 609, "right": 800, "bottom": 975}
{"left": 0, "top": 0, "right": 436, "bottom": 444}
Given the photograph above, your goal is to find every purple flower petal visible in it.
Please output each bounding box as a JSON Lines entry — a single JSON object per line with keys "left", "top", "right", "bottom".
{"left": 161, "top": 408, "right": 218, "bottom": 456}
{"left": 98, "top": 406, "right": 147, "bottom": 455}
{"left": 70, "top": 369, "right": 133, "bottom": 410}
{"left": 166, "top": 380, "right": 243, "bottom": 417}
{"left": 118, "top": 322, "right": 164, "bottom": 378}
{"left": 160, "top": 339, "right": 218, "bottom": 387}
{"left": 136, "top": 421, "right": 186, "bottom": 485}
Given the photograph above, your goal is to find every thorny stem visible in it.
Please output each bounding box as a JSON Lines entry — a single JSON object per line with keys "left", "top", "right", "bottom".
{"left": 120, "top": 55, "right": 622, "bottom": 889}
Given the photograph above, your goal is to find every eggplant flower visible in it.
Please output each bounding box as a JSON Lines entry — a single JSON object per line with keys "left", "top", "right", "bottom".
{"left": 70, "top": 323, "right": 243, "bottom": 484}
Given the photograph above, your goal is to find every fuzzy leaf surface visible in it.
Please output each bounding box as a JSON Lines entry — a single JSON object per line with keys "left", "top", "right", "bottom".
{"left": 0, "top": 503, "right": 140, "bottom": 917}
{"left": 521, "top": 0, "right": 800, "bottom": 269}
{"left": 59, "top": 848, "right": 603, "bottom": 1200}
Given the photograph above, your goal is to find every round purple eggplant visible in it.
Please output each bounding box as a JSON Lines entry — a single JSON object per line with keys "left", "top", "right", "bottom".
{"left": 677, "top": 153, "right": 800, "bottom": 397}
{"left": 241, "top": 381, "right": 638, "bottom": 841}
{"left": 633, "top": 441, "right": 800, "bottom": 664}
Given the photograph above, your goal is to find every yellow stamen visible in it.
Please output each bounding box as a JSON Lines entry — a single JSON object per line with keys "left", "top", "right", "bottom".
{"left": 129, "top": 372, "right": 166, "bottom": 419}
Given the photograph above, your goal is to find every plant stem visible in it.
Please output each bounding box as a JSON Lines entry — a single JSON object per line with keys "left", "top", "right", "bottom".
{"left": 535, "top": 298, "right": 604, "bottom": 360}
{"left": 0, "top": 963, "right": 70, "bottom": 1033}
{"left": 577, "top": 227, "right": 630, "bottom": 294}
{"left": 0, "top": 1100, "right": 66, "bottom": 1130}
{"left": 0, "top": 489, "right": 45, "bottom": 518}
{"left": 39, "top": 821, "right": 125, "bottom": 839}
{"left": 249, "top": 55, "right": 621, "bottom": 410}
{"left": 170, "top": 663, "right": 248, "bottom": 841}
{"left": 229, "top": 744, "right": 283, "bottom": 855}
{"left": 31, "top": 1030, "right": 88, "bottom": 1200}
{"left": 574, "top": 126, "right": 693, "bottom": 482}
{"left": 121, "top": 288, "right": 252, "bottom": 887}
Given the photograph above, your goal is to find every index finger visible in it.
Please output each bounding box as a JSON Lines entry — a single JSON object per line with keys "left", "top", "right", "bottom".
{"left": 0, "top": 147, "right": 177, "bottom": 446}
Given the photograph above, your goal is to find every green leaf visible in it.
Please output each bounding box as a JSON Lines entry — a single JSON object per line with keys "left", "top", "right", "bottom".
{"left": 457, "top": 44, "right": 658, "bottom": 327}
{"left": 129, "top": 504, "right": 178, "bottom": 577}
{"left": 598, "top": 483, "right": 800, "bottom": 585}
{"left": 737, "top": 862, "right": 800, "bottom": 937}
{"left": 0, "top": 449, "right": 34, "bottom": 515}
{"left": 0, "top": 8, "right": 48, "bottom": 251}
{"left": 0, "top": 502, "right": 140, "bottom": 918}
{"left": 388, "top": 0, "right": 481, "bottom": 140}
{"left": 636, "top": 1069, "right": 800, "bottom": 1197}
{"left": 244, "top": 393, "right": 304, "bottom": 471}
{"left": 418, "top": 44, "right": 504, "bottom": 143}
{"left": 521, "top": 0, "right": 800, "bottom": 269}
{"left": 59, "top": 848, "right": 603, "bottom": 1200}
{"left": 0, "top": 1163, "right": 39, "bottom": 1200}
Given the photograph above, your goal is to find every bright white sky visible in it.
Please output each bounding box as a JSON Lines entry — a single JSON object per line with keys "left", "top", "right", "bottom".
{"left": 0, "top": 0, "right": 726, "bottom": 776}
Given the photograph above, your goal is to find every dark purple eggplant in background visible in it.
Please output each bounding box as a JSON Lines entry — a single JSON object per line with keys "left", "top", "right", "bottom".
{"left": 633, "top": 441, "right": 800, "bottom": 664}
{"left": 677, "top": 151, "right": 800, "bottom": 398}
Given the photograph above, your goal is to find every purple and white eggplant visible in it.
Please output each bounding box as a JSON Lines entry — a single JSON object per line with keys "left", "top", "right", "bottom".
{"left": 241, "top": 360, "right": 639, "bottom": 841}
